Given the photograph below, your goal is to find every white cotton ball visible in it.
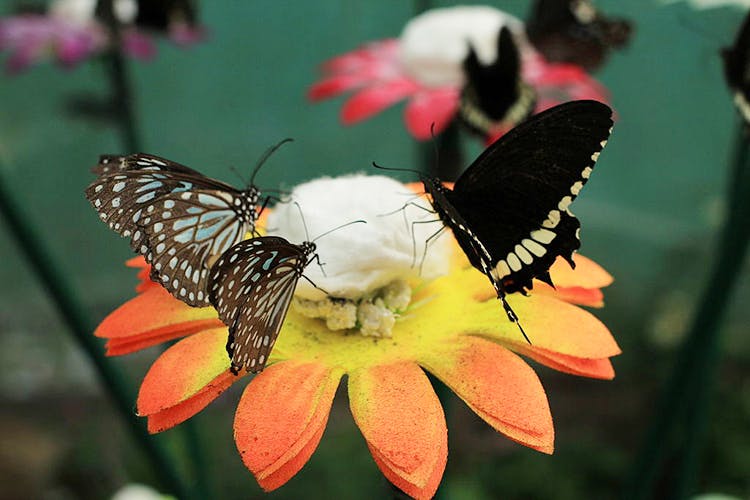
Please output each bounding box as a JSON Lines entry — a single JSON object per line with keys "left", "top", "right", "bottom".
{"left": 267, "top": 174, "right": 450, "bottom": 301}
{"left": 398, "top": 6, "right": 527, "bottom": 87}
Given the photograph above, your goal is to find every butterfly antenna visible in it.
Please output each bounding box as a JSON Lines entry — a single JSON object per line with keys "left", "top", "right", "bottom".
{"left": 430, "top": 122, "right": 440, "bottom": 168}
{"left": 293, "top": 201, "right": 311, "bottom": 242}
{"left": 249, "top": 138, "right": 294, "bottom": 187}
{"left": 229, "top": 165, "right": 248, "bottom": 186}
{"left": 499, "top": 293, "right": 531, "bottom": 344}
{"left": 312, "top": 219, "right": 367, "bottom": 242}
{"left": 371, "top": 161, "right": 424, "bottom": 178}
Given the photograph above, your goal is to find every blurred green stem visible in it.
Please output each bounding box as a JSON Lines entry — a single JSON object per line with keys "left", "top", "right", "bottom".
{"left": 0, "top": 167, "right": 189, "bottom": 499}
{"left": 418, "top": 120, "right": 464, "bottom": 181}
{"left": 625, "top": 125, "right": 750, "bottom": 499}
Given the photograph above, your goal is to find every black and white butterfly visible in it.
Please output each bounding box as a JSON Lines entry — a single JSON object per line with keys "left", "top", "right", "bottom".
{"left": 208, "top": 236, "right": 318, "bottom": 374}
{"left": 460, "top": 27, "right": 537, "bottom": 138}
{"left": 422, "top": 100, "right": 613, "bottom": 340}
{"left": 526, "top": 0, "right": 632, "bottom": 72}
{"left": 723, "top": 10, "right": 750, "bottom": 124}
{"left": 85, "top": 153, "right": 263, "bottom": 307}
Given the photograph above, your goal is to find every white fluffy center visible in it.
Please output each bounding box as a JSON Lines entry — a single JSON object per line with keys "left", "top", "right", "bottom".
{"left": 267, "top": 174, "right": 450, "bottom": 301}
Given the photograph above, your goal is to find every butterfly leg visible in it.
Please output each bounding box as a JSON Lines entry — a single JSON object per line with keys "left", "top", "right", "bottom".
{"left": 300, "top": 274, "right": 329, "bottom": 295}
{"left": 309, "top": 252, "right": 328, "bottom": 278}
{"left": 418, "top": 226, "right": 447, "bottom": 276}
{"left": 497, "top": 290, "right": 532, "bottom": 344}
{"left": 408, "top": 219, "right": 443, "bottom": 268}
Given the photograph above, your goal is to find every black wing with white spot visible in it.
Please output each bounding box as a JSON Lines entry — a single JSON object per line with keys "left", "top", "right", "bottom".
{"left": 426, "top": 100, "right": 612, "bottom": 295}
{"left": 208, "top": 237, "right": 315, "bottom": 374}
{"left": 85, "top": 153, "right": 261, "bottom": 306}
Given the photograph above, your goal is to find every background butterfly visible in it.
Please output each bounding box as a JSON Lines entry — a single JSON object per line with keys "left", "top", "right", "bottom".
{"left": 208, "top": 236, "right": 317, "bottom": 374}
{"left": 723, "top": 10, "right": 750, "bottom": 124}
{"left": 526, "top": 0, "right": 632, "bottom": 72}
{"left": 459, "top": 27, "right": 537, "bottom": 139}
{"left": 85, "top": 153, "right": 262, "bottom": 306}
{"left": 422, "top": 100, "right": 613, "bottom": 339}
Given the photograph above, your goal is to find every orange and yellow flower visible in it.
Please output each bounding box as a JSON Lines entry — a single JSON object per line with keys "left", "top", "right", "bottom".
{"left": 97, "top": 241, "right": 618, "bottom": 499}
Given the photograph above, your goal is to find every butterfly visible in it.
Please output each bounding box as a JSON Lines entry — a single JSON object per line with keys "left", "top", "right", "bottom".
{"left": 85, "top": 153, "right": 263, "bottom": 307}
{"left": 421, "top": 99, "right": 613, "bottom": 340}
{"left": 723, "top": 10, "right": 750, "bottom": 124}
{"left": 525, "top": 0, "right": 632, "bottom": 72}
{"left": 459, "top": 26, "right": 537, "bottom": 138}
{"left": 208, "top": 236, "right": 318, "bottom": 374}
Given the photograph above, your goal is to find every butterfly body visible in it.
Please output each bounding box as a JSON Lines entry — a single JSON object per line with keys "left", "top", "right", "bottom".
{"left": 422, "top": 100, "right": 612, "bottom": 335}
{"left": 86, "top": 153, "right": 261, "bottom": 306}
{"left": 208, "top": 236, "right": 317, "bottom": 374}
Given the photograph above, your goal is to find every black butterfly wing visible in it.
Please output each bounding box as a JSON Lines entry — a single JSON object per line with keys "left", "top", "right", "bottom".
{"left": 526, "top": 0, "right": 631, "bottom": 71}
{"left": 138, "top": 189, "right": 257, "bottom": 306}
{"left": 208, "top": 237, "right": 310, "bottom": 374}
{"left": 445, "top": 100, "right": 612, "bottom": 293}
{"left": 723, "top": 11, "right": 750, "bottom": 123}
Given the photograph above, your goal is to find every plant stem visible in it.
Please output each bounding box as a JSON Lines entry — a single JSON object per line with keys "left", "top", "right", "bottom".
{"left": 418, "top": 120, "right": 464, "bottom": 181}
{"left": 624, "top": 124, "right": 750, "bottom": 499}
{"left": 0, "top": 167, "right": 190, "bottom": 499}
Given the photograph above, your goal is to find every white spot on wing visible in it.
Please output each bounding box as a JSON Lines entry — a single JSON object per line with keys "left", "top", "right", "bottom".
{"left": 531, "top": 228, "right": 556, "bottom": 244}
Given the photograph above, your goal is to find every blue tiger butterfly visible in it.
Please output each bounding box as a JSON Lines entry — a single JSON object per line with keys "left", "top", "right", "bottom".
{"left": 86, "top": 152, "right": 269, "bottom": 306}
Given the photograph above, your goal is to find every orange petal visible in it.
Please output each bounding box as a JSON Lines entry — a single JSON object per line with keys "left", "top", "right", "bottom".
{"left": 518, "top": 347, "right": 615, "bottom": 379}
{"left": 146, "top": 371, "right": 236, "bottom": 433}
{"left": 475, "top": 293, "right": 621, "bottom": 360}
{"left": 549, "top": 254, "right": 613, "bottom": 289}
{"left": 348, "top": 362, "right": 446, "bottom": 499}
{"left": 421, "top": 336, "right": 554, "bottom": 454}
{"left": 125, "top": 256, "right": 157, "bottom": 293}
{"left": 95, "top": 286, "right": 222, "bottom": 353}
{"left": 137, "top": 328, "right": 234, "bottom": 419}
{"left": 234, "top": 361, "right": 342, "bottom": 492}
{"left": 534, "top": 283, "right": 605, "bottom": 307}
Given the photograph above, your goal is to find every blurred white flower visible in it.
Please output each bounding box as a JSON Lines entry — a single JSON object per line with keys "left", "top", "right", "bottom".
{"left": 398, "top": 5, "right": 527, "bottom": 87}
{"left": 110, "top": 484, "right": 174, "bottom": 500}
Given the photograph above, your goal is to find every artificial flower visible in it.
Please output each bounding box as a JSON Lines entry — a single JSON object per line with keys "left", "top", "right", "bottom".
{"left": 0, "top": 0, "right": 203, "bottom": 73}
{"left": 308, "top": 5, "right": 610, "bottom": 142}
{"left": 95, "top": 175, "right": 619, "bottom": 499}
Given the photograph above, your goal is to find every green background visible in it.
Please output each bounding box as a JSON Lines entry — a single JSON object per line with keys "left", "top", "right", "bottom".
{"left": 0, "top": 1, "right": 748, "bottom": 499}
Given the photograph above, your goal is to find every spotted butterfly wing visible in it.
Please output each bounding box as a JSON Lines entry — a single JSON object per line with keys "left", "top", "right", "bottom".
{"left": 208, "top": 236, "right": 316, "bottom": 374}
{"left": 423, "top": 100, "right": 612, "bottom": 332}
{"left": 460, "top": 27, "right": 537, "bottom": 138}
{"left": 85, "top": 153, "right": 261, "bottom": 306}
{"left": 526, "top": 0, "right": 632, "bottom": 71}
{"left": 723, "top": 10, "right": 750, "bottom": 124}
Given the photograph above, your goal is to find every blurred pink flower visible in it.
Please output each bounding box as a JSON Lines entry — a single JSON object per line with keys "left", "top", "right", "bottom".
{"left": 0, "top": 2, "right": 204, "bottom": 74}
{"left": 309, "top": 6, "right": 610, "bottom": 142}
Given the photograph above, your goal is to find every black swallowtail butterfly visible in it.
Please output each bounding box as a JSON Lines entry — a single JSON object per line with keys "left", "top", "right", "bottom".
{"left": 526, "top": 0, "right": 632, "bottom": 72}
{"left": 723, "top": 10, "right": 750, "bottom": 124}
{"left": 422, "top": 100, "right": 613, "bottom": 340}
{"left": 208, "top": 236, "right": 317, "bottom": 374}
{"left": 85, "top": 153, "right": 263, "bottom": 307}
{"left": 460, "top": 27, "right": 537, "bottom": 138}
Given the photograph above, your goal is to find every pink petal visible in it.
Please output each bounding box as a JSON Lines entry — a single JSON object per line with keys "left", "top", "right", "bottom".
{"left": 404, "top": 87, "right": 460, "bottom": 140}
{"left": 341, "top": 79, "right": 419, "bottom": 124}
